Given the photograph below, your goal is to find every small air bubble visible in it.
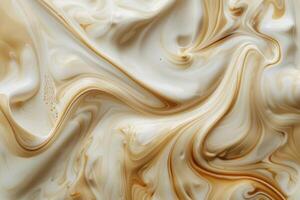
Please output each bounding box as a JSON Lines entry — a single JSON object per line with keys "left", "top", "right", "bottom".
{"left": 180, "top": 151, "right": 185, "bottom": 159}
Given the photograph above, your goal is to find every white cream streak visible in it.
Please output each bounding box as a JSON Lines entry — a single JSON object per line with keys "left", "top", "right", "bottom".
{"left": 0, "top": 0, "right": 300, "bottom": 199}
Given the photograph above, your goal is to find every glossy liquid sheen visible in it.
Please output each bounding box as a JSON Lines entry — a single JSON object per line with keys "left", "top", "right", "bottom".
{"left": 0, "top": 0, "right": 300, "bottom": 199}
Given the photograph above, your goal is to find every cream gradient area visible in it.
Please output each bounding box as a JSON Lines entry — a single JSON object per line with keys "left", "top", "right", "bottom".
{"left": 0, "top": 0, "right": 300, "bottom": 199}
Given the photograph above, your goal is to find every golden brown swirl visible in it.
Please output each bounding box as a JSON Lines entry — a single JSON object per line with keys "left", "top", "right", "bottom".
{"left": 0, "top": 0, "right": 300, "bottom": 199}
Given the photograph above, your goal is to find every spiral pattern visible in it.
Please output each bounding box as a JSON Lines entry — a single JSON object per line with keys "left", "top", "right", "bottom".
{"left": 0, "top": 0, "right": 300, "bottom": 199}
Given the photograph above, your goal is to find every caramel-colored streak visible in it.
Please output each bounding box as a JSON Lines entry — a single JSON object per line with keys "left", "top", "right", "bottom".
{"left": 0, "top": 0, "right": 300, "bottom": 200}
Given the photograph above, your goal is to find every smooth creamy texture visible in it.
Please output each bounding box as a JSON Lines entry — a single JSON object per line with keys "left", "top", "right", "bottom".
{"left": 0, "top": 0, "right": 300, "bottom": 199}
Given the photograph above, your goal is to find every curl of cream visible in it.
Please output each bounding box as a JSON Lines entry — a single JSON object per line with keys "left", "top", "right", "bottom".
{"left": 0, "top": 0, "right": 300, "bottom": 199}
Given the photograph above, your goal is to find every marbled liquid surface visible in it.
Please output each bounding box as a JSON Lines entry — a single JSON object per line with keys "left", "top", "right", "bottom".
{"left": 0, "top": 0, "right": 300, "bottom": 199}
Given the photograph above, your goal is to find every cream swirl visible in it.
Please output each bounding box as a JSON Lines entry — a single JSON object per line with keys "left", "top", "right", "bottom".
{"left": 0, "top": 0, "right": 300, "bottom": 199}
